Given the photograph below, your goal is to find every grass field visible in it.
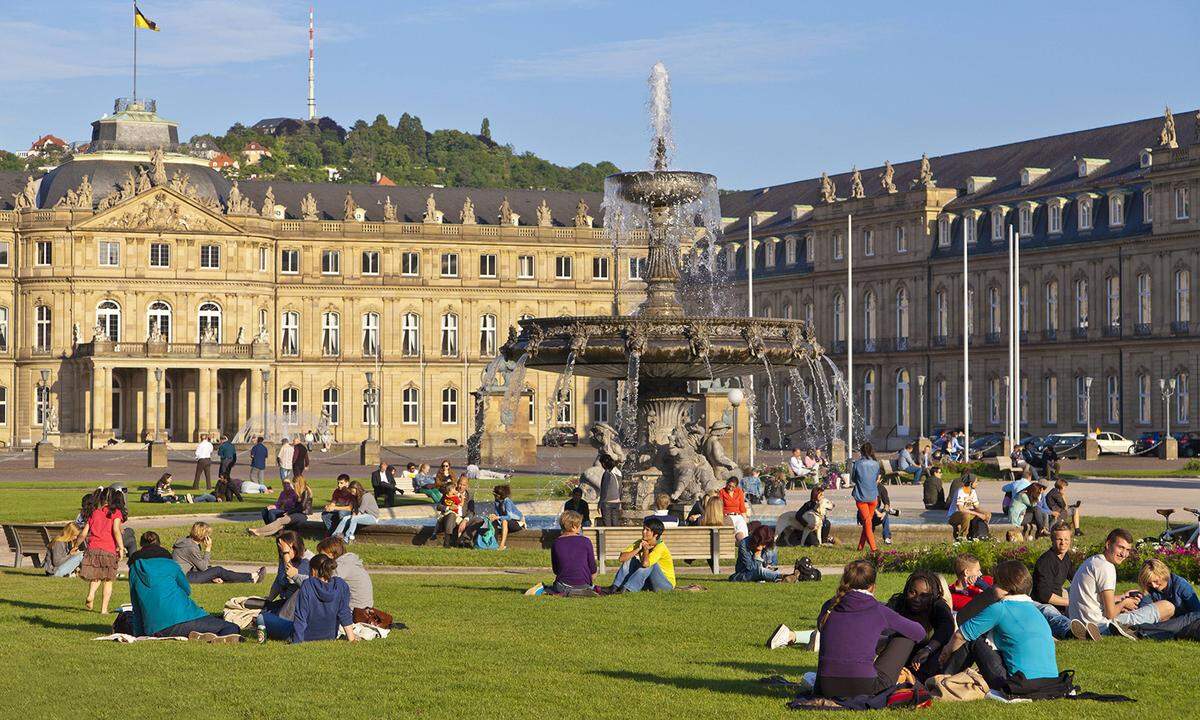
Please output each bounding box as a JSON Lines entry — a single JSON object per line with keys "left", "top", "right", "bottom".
{"left": 1, "top": 568, "right": 1193, "bottom": 718}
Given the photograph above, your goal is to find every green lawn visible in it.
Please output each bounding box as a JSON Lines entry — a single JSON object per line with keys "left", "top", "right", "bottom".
{"left": 0, "top": 568, "right": 1191, "bottom": 718}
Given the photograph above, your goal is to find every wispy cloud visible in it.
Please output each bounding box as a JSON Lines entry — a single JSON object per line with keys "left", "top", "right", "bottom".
{"left": 0, "top": 1, "right": 355, "bottom": 82}
{"left": 493, "top": 21, "right": 874, "bottom": 83}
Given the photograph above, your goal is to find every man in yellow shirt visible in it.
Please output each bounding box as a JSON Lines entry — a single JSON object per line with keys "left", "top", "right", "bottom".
{"left": 610, "top": 517, "right": 676, "bottom": 592}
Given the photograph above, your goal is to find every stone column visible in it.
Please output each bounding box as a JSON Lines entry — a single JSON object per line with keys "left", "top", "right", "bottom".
{"left": 233, "top": 370, "right": 248, "bottom": 434}
{"left": 248, "top": 368, "right": 262, "bottom": 438}
{"left": 197, "top": 367, "right": 214, "bottom": 441}
{"left": 144, "top": 368, "right": 159, "bottom": 441}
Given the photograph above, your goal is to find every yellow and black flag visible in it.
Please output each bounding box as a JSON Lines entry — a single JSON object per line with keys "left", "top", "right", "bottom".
{"left": 134, "top": 5, "right": 159, "bottom": 31}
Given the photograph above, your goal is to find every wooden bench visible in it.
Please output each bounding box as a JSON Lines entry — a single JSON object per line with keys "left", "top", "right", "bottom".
{"left": 2, "top": 524, "right": 56, "bottom": 568}
{"left": 993, "top": 456, "right": 1017, "bottom": 483}
{"left": 879, "top": 459, "right": 913, "bottom": 486}
{"left": 582, "top": 525, "right": 737, "bottom": 574}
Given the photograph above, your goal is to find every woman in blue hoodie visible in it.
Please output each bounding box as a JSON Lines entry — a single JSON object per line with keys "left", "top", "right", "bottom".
{"left": 128, "top": 531, "right": 240, "bottom": 640}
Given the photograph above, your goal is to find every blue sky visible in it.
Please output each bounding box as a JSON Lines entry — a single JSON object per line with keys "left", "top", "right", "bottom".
{"left": 1, "top": 0, "right": 1196, "bottom": 189}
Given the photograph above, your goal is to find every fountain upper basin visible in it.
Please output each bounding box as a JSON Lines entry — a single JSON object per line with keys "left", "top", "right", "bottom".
{"left": 502, "top": 315, "right": 823, "bottom": 381}
{"left": 609, "top": 170, "right": 716, "bottom": 206}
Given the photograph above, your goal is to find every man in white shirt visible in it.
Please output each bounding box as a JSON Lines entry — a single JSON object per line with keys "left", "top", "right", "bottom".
{"left": 192, "top": 434, "right": 214, "bottom": 489}
{"left": 276, "top": 438, "right": 294, "bottom": 483}
{"left": 1068, "top": 527, "right": 1174, "bottom": 637}
{"left": 947, "top": 433, "right": 964, "bottom": 461}
{"left": 787, "top": 448, "right": 810, "bottom": 488}
{"left": 946, "top": 475, "right": 988, "bottom": 539}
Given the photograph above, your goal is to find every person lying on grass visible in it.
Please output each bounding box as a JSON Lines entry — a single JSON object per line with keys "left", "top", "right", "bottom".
{"left": 1069, "top": 527, "right": 1173, "bottom": 638}
{"left": 129, "top": 531, "right": 242, "bottom": 642}
{"left": 258, "top": 554, "right": 357, "bottom": 644}
{"left": 609, "top": 517, "right": 676, "bottom": 593}
{"left": 172, "top": 521, "right": 265, "bottom": 585}
{"left": 729, "top": 523, "right": 802, "bottom": 583}
{"left": 938, "top": 560, "right": 1059, "bottom": 697}
{"left": 527, "top": 510, "right": 598, "bottom": 597}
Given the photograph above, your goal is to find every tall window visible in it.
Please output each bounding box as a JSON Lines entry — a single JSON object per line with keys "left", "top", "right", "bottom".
{"left": 862, "top": 369, "right": 875, "bottom": 432}
{"left": 35, "top": 305, "right": 51, "bottom": 351}
{"left": 1176, "top": 187, "right": 1190, "bottom": 220}
{"left": 1144, "top": 188, "right": 1153, "bottom": 223}
{"left": 895, "top": 370, "right": 910, "bottom": 433}
{"left": 934, "top": 378, "right": 946, "bottom": 424}
{"left": 556, "top": 388, "right": 573, "bottom": 425}
{"left": 1178, "top": 372, "right": 1190, "bottom": 424}
{"left": 832, "top": 232, "right": 843, "bottom": 260}
{"left": 94, "top": 240, "right": 118, "bottom": 267}
{"left": 628, "top": 256, "right": 646, "bottom": 280}
{"left": 1019, "top": 282, "right": 1029, "bottom": 332}
{"left": 862, "top": 290, "right": 876, "bottom": 344}
{"left": 1049, "top": 203, "right": 1063, "bottom": 234}
{"left": 895, "top": 288, "right": 909, "bottom": 341}
{"left": 259, "top": 246, "right": 268, "bottom": 272}
{"left": 321, "top": 250, "right": 340, "bottom": 275}
{"left": 1044, "top": 375, "right": 1058, "bottom": 424}
{"left": 281, "top": 311, "right": 300, "bottom": 356}
{"left": 989, "top": 377, "right": 1001, "bottom": 425}
{"left": 988, "top": 287, "right": 1001, "bottom": 333}
{"left": 440, "top": 313, "right": 459, "bottom": 357}
{"left": 863, "top": 230, "right": 875, "bottom": 257}
{"left": 1106, "top": 375, "right": 1120, "bottom": 423}
{"left": 1018, "top": 206, "right": 1032, "bottom": 236}
{"left": 1075, "top": 376, "right": 1088, "bottom": 425}
{"left": 1110, "top": 193, "right": 1125, "bottom": 226}
{"left": 1044, "top": 280, "right": 1059, "bottom": 331}
{"left": 35, "top": 385, "right": 50, "bottom": 425}
{"left": 361, "top": 250, "right": 380, "bottom": 275}
{"left": 441, "top": 253, "right": 459, "bottom": 277}
{"left": 402, "top": 387, "right": 419, "bottom": 424}
{"left": 401, "top": 251, "right": 419, "bottom": 276}
{"left": 991, "top": 208, "right": 1005, "bottom": 240}
{"left": 833, "top": 292, "right": 845, "bottom": 342}
{"left": 441, "top": 387, "right": 458, "bottom": 424}
{"left": 517, "top": 255, "right": 535, "bottom": 279}
{"left": 1137, "top": 273, "right": 1152, "bottom": 325}
{"left": 1137, "top": 373, "right": 1151, "bottom": 423}
{"left": 0, "top": 307, "right": 7, "bottom": 351}
{"left": 0, "top": 241, "right": 8, "bottom": 266}
{"left": 1106, "top": 275, "right": 1120, "bottom": 327}
{"left": 1020, "top": 376, "right": 1028, "bottom": 423}
{"left": 479, "top": 313, "right": 497, "bottom": 356}
{"left": 935, "top": 290, "right": 947, "bottom": 337}
{"left": 764, "top": 241, "right": 776, "bottom": 268}
{"left": 1176, "top": 269, "right": 1191, "bottom": 323}
{"left": 1074, "top": 278, "right": 1089, "bottom": 329}
{"left": 592, "top": 256, "right": 609, "bottom": 280}
{"left": 555, "top": 255, "right": 573, "bottom": 279}
{"left": 36, "top": 240, "right": 52, "bottom": 266}
{"left": 96, "top": 300, "right": 121, "bottom": 342}
{"left": 479, "top": 253, "right": 497, "bottom": 278}
{"left": 281, "top": 249, "right": 299, "bottom": 274}
{"left": 198, "top": 302, "right": 221, "bottom": 342}
{"left": 938, "top": 216, "right": 951, "bottom": 247}
{"left": 803, "top": 301, "right": 814, "bottom": 326}
{"left": 322, "top": 387, "right": 340, "bottom": 425}
{"left": 361, "top": 312, "right": 380, "bottom": 357}
{"left": 0, "top": 386, "right": 6, "bottom": 425}
{"left": 150, "top": 242, "right": 170, "bottom": 268}
{"left": 592, "top": 387, "right": 609, "bottom": 424}
{"left": 895, "top": 226, "right": 906, "bottom": 253}
{"left": 321, "top": 312, "right": 340, "bottom": 356}
{"left": 965, "top": 214, "right": 978, "bottom": 244}
{"left": 362, "top": 387, "right": 377, "bottom": 427}
{"left": 401, "top": 313, "right": 420, "bottom": 356}
{"left": 1078, "top": 197, "right": 1093, "bottom": 230}
{"left": 785, "top": 236, "right": 797, "bottom": 264}
{"left": 200, "top": 244, "right": 220, "bottom": 269}
{"left": 281, "top": 387, "right": 298, "bottom": 423}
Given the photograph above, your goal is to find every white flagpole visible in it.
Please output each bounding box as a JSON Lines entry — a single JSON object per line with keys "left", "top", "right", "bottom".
{"left": 1014, "top": 229, "right": 1022, "bottom": 438}
{"left": 1008, "top": 224, "right": 1015, "bottom": 445}
{"left": 747, "top": 216, "right": 756, "bottom": 468}
{"left": 847, "top": 214, "right": 854, "bottom": 460}
{"left": 963, "top": 217, "right": 970, "bottom": 457}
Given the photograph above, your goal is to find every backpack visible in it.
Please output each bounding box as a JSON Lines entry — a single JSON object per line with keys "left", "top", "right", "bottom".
{"left": 794, "top": 556, "right": 822, "bottom": 582}
{"left": 475, "top": 521, "right": 499, "bottom": 550}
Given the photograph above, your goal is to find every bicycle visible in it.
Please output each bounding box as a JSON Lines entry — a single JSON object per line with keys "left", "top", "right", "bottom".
{"left": 1151, "top": 507, "right": 1200, "bottom": 548}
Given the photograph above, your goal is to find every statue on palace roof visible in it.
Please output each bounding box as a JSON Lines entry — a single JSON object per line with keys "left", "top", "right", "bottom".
{"left": 1160, "top": 106, "right": 1178, "bottom": 148}
{"left": 460, "top": 196, "right": 476, "bottom": 225}
{"left": 849, "top": 167, "right": 865, "bottom": 199}
{"left": 300, "top": 192, "right": 319, "bottom": 220}
{"left": 879, "top": 160, "right": 897, "bottom": 193}
{"left": 536, "top": 199, "right": 552, "bottom": 227}
{"left": 819, "top": 172, "right": 836, "bottom": 204}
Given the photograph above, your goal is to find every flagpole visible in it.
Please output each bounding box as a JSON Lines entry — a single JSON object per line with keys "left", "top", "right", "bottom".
{"left": 747, "top": 216, "right": 755, "bottom": 469}
{"left": 133, "top": 1, "right": 137, "bottom": 101}
{"left": 846, "top": 213, "right": 854, "bottom": 461}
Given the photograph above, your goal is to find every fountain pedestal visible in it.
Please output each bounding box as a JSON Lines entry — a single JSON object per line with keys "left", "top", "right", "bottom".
{"left": 472, "top": 389, "right": 536, "bottom": 467}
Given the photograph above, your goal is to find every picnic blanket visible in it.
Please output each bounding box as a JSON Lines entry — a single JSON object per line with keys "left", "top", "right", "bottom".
{"left": 222, "top": 595, "right": 267, "bottom": 629}
{"left": 94, "top": 634, "right": 188, "bottom": 643}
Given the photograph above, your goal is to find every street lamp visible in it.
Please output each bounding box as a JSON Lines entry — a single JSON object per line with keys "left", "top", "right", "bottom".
{"left": 917, "top": 374, "right": 926, "bottom": 440}
{"left": 38, "top": 369, "right": 49, "bottom": 443}
{"left": 1084, "top": 376, "right": 1094, "bottom": 438}
{"left": 261, "top": 369, "right": 271, "bottom": 440}
{"left": 365, "top": 370, "right": 378, "bottom": 442}
{"left": 728, "top": 387, "right": 744, "bottom": 466}
{"left": 154, "top": 367, "right": 163, "bottom": 442}
{"left": 1160, "top": 377, "right": 1177, "bottom": 437}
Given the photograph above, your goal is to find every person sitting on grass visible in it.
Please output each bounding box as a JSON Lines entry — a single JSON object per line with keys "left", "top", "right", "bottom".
{"left": 45, "top": 522, "right": 85, "bottom": 578}
{"left": 938, "top": 560, "right": 1059, "bottom": 697}
{"left": 488, "top": 484, "right": 525, "bottom": 551}
{"left": 948, "top": 554, "right": 993, "bottom": 612}
{"left": 1032, "top": 524, "right": 1095, "bottom": 640}
{"left": 1069, "top": 527, "right": 1172, "bottom": 638}
{"left": 248, "top": 477, "right": 313, "bottom": 536}
{"left": 646, "top": 492, "right": 681, "bottom": 527}
{"left": 145, "top": 472, "right": 182, "bottom": 503}
{"left": 1137, "top": 558, "right": 1200, "bottom": 616}
{"left": 528, "top": 510, "right": 598, "bottom": 597}
{"left": 81, "top": 486, "right": 127, "bottom": 615}
{"left": 563, "top": 486, "right": 591, "bottom": 527}
{"left": 172, "top": 521, "right": 265, "bottom": 585}
{"left": 264, "top": 530, "right": 313, "bottom": 614}
{"left": 331, "top": 481, "right": 381, "bottom": 543}
{"left": 947, "top": 474, "right": 989, "bottom": 540}
{"left": 885, "top": 570, "right": 955, "bottom": 681}
{"left": 609, "top": 517, "right": 676, "bottom": 593}
{"left": 729, "top": 523, "right": 801, "bottom": 583}
{"left": 129, "top": 531, "right": 242, "bottom": 642}
{"left": 258, "top": 554, "right": 357, "bottom": 644}
{"left": 1045, "top": 478, "right": 1083, "bottom": 537}
{"left": 322, "top": 474, "right": 355, "bottom": 536}
{"left": 813, "top": 559, "right": 926, "bottom": 698}
{"left": 317, "top": 536, "right": 374, "bottom": 612}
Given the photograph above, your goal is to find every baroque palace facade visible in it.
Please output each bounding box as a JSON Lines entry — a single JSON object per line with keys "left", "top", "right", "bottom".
{"left": 721, "top": 107, "right": 1200, "bottom": 449}
{"left": 0, "top": 101, "right": 641, "bottom": 448}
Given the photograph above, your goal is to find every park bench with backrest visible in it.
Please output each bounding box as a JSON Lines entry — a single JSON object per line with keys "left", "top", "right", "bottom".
{"left": 581, "top": 525, "right": 737, "bottom": 574}
{"left": 993, "top": 455, "right": 1017, "bottom": 483}
{"left": 2, "top": 524, "right": 58, "bottom": 567}
{"left": 879, "top": 458, "right": 913, "bottom": 486}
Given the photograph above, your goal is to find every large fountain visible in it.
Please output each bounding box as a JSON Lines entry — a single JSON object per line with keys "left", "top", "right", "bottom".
{"left": 497, "top": 63, "right": 828, "bottom": 520}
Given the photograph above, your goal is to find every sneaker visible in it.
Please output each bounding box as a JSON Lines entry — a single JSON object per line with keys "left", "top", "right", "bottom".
{"left": 768, "top": 623, "right": 793, "bottom": 650}
{"left": 256, "top": 625, "right": 267, "bottom": 644}
{"left": 781, "top": 572, "right": 800, "bottom": 583}
{"left": 1084, "top": 621, "right": 1101, "bottom": 641}
{"left": 884, "top": 538, "right": 893, "bottom": 545}
{"left": 216, "top": 633, "right": 241, "bottom": 644}
{"left": 187, "top": 631, "right": 218, "bottom": 643}
{"left": 1069, "top": 618, "right": 1091, "bottom": 640}
{"left": 253, "top": 566, "right": 267, "bottom": 583}
{"left": 524, "top": 582, "right": 545, "bottom": 596}
{"left": 1109, "top": 622, "right": 1138, "bottom": 640}
{"left": 186, "top": 494, "right": 194, "bottom": 503}
{"left": 1074, "top": 528, "right": 1084, "bottom": 537}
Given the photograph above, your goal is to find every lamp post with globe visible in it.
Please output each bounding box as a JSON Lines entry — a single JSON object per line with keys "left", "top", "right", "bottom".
{"left": 728, "top": 387, "right": 744, "bottom": 468}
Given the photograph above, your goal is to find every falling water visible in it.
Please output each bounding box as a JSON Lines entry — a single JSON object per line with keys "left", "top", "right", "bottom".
{"left": 499, "top": 353, "right": 529, "bottom": 427}
{"left": 759, "top": 359, "right": 785, "bottom": 449}
{"left": 648, "top": 61, "right": 673, "bottom": 171}
{"left": 617, "top": 352, "right": 642, "bottom": 446}
{"left": 544, "top": 351, "right": 579, "bottom": 436}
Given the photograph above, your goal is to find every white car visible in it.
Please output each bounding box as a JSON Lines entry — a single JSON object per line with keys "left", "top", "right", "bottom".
{"left": 1094, "top": 431, "right": 1136, "bottom": 455}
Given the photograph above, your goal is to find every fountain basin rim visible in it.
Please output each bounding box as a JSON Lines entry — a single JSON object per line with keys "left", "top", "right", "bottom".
{"left": 606, "top": 170, "right": 717, "bottom": 206}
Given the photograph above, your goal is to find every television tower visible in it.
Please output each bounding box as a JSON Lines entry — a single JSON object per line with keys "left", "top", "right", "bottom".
{"left": 307, "top": 6, "right": 316, "bottom": 120}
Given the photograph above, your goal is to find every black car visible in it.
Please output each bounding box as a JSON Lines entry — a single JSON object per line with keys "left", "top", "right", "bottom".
{"left": 543, "top": 426, "right": 579, "bottom": 447}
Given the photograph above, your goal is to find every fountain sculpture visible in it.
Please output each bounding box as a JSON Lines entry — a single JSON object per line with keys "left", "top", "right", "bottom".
{"left": 498, "top": 63, "right": 827, "bottom": 521}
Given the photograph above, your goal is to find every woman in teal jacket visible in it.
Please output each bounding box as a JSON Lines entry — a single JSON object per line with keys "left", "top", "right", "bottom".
{"left": 128, "top": 531, "right": 240, "bottom": 639}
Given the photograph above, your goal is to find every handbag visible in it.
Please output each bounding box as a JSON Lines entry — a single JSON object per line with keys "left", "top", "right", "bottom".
{"left": 352, "top": 606, "right": 394, "bottom": 629}
{"left": 926, "top": 668, "right": 989, "bottom": 701}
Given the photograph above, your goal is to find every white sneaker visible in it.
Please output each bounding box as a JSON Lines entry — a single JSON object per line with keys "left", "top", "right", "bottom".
{"left": 1109, "top": 622, "right": 1138, "bottom": 640}
{"left": 768, "top": 623, "right": 792, "bottom": 649}
{"left": 884, "top": 538, "right": 893, "bottom": 545}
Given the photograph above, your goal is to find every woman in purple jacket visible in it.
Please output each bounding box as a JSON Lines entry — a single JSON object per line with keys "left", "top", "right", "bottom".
{"left": 815, "top": 559, "right": 927, "bottom": 698}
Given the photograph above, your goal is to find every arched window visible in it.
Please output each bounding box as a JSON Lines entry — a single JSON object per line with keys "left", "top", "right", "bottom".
{"left": 783, "top": 303, "right": 793, "bottom": 320}
{"left": 281, "top": 386, "right": 298, "bottom": 424}
{"left": 1178, "top": 372, "right": 1190, "bottom": 424}
{"left": 1106, "top": 275, "right": 1120, "bottom": 327}
{"left": 935, "top": 289, "right": 947, "bottom": 337}
{"left": 401, "top": 312, "right": 420, "bottom": 356}
{"left": 198, "top": 302, "right": 221, "bottom": 343}
{"left": 1137, "top": 373, "right": 1151, "bottom": 423}
{"left": 147, "top": 301, "right": 171, "bottom": 341}
{"left": 1075, "top": 278, "right": 1089, "bottom": 329}
{"left": 1137, "top": 273, "right": 1152, "bottom": 326}
{"left": 321, "top": 311, "right": 340, "bottom": 356}
{"left": 479, "top": 313, "right": 497, "bottom": 356}
{"left": 281, "top": 311, "right": 299, "bottom": 356}
{"left": 1019, "top": 282, "right": 1030, "bottom": 332}
{"left": 35, "top": 305, "right": 51, "bottom": 351}
{"left": 987, "top": 286, "right": 1001, "bottom": 333}
{"left": 803, "top": 301, "right": 814, "bottom": 326}
{"left": 1044, "top": 280, "right": 1059, "bottom": 332}
{"left": 938, "top": 215, "right": 951, "bottom": 247}
{"left": 1044, "top": 375, "right": 1058, "bottom": 424}
{"left": 322, "top": 386, "right": 340, "bottom": 425}
{"left": 440, "top": 313, "right": 458, "bottom": 357}
{"left": 967, "top": 287, "right": 975, "bottom": 334}
{"left": 895, "top": 369, "right": 910, "bottom": 434}
{"left": 832, "top": 292, "right": 845, "bottom": 343}
{"left": 0, "top": 306, "right": 7, "bottom": 352}
{"left": 895, "top": 288, "right": 909, "bottom": 342}
{"left": 862, "top": 369, "right": 875, "bottom": 432}
{"left": 1106, "top": 375, "right": 1120, "bottom": 424}
{"left": 441, "top": 386, "right": 458, "bottom": 424}
{"left": 401, "top": 386, "right": 419, "bottom": 425}
{"left": 361, "top": 312, "right": 380, "bottom": 357}
{"left": 96, "top": 300, "right": 120, "bottom": 342}
{"left": 863, "top": 290, "right": 876, "bottom": 346}
{"left": 556, "top": 388, "right": 573, "bottom": 425}
{"left": 1175, "top": 269, "right": 1191, "bottom": 324}
{"left": 1075, "top": 376, "right": 1088, "bottom": 425}
{"left": 592, "top": 387, "right": 609, "bottom": 424}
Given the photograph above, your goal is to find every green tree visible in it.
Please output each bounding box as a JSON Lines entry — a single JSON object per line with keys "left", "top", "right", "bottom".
{"left": 480, "top": 117, "right": 491, "bottom": 140}
{"left": 0, "top": 150, "right": 25, "bottom": 172}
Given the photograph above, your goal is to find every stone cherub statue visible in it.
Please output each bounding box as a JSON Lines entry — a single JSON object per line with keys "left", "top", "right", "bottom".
{"left": 576, "top": 423, "right": 627, "bottom": 504}
{"left": 666, "top": 422, "right": 715, "bottom": 505}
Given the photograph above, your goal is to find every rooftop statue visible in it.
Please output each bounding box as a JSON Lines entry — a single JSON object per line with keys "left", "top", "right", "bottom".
{"left": 879, "top": 160, "right": 897, "bottom": 193}
{"left": 343, "top": 191, "right": 357, "bottom": 221}
{"left": 300, "top": 192, "right": 319, "bottom": 220}
{"left": 261, "top": 186, "right": 275, "bottom": 217}
{"left": 1160, "top": 106, "right": 1178, "bottom": 148}
{"left": 136, "top": 166, "right": 151, "bottom": 194}
{"left": 819, "top": 172, "right": 836, "bottom": 203}
{"left": 13, "top": 175, "right": 36, "bottom": 210}
{"left": 149, "top": 147, "right": 167, "bottom": 186}
{"left": 460, "top": 196, "right": 476, "bottom": 225}
{"left": 382, "top": 195, "right": 396, "bottom": 222}
{"left": 499, "top": 196, "right": 514, "bottom": 226}
{"left": 574, "top": 198, "right": 592, "bottom": 227}
{"left": 169, "top": 169, "right": 192, "bottom": 196}
{"left": 423, "top": 192, "right": 440, "bottom": 223}
{"left": 849, "top": 167, "right": 865, "bottom": 199}
{"left": 913, "top": 153, "right": 936, "bottom": 188}
{"left": 536, "top": 199, "right": 552, "bottom": 227}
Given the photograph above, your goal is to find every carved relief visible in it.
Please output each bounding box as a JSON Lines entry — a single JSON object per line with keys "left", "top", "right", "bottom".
{"left": 103, "top": 193, "right": 222, "bottom": 232}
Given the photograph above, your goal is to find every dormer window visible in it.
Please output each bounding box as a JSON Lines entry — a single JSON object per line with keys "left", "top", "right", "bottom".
{"left": 1047, "top": 198, "right": 1066, "bottom": 234}
{"left": 1078, "top": 196, "right": 1094, "bottom": 230}
{"left": 784, "top": 236, "right": 797, "bottom": 265}
{"left": 764, "top": 239, "right": 777, "bottom": 268}
{"left": 1077, "top": 160, "right": 1088, "bottom": 177}
{"left": 1140, "top": 149, "right": 1153, "bottom": 169}
{"left": 1077, "top": 158, "right": 1109, "bottom": 178}
{"left": 990, "top": 206, "right": 1007, "bottom": 241}
{"left": 967, "top": 176, "right": 996, "bottom": 194}
{"left": 790, "top": 204, "right": 812, "bottom": 222}
{"left": 1108, "top": 192, "right": 1126, "bottom": 227}
{"left": 1019, "top": 205, "right": 1033, "bottom": 237}
{"left": 1144, "top": 188, "right": 1153, "bottom": 224}
{"left": 804, "top": 234, "right": 814, "bottom": 263}
{"left": 938, "top": 214, "right": 953, "bottom": 247}
{"left": 1021, "top": 168, "right": 1049, "bottom": 186}
{"left": 964, "top": 211, "right": 979, "bottom": 244}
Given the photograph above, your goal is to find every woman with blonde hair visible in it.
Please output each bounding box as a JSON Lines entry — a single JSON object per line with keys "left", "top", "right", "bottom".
{"left": 248, "top": 476, "right": 314, "bottom": 536}
{"left": 172, "top": 521, "right": 264, "bottom": 584}
{"left": 46, "top": 523, "right": 85, "bottom": 577}
{"left": 700, "top": 492, "right": 725, "bottom": 526}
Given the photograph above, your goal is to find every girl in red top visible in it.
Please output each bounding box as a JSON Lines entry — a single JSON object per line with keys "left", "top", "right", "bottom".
{"left": 80, "top": 486, "right": 127, "bottom": 614}
{"left": 718, "top": 477, "right": 749, "bottom": 540}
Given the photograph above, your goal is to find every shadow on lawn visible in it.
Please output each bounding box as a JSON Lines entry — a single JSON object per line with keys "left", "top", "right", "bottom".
{"left": 433, "top": 584, "right": 525, "bottom": 595}
{"left": 0, "top": 596, "right": 78, "bottom": 612}
{"left": 22, "top": 614, "right": 112, "bottom": 634}
{"left": 589, "top": 669, "right": 782, "bottom": 699}
{"left": 714, "top": 660, "right": 816, "bottom": 677}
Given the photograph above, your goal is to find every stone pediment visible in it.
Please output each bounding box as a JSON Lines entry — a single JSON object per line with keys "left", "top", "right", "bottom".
{"left": 75, "top": 187, "right": 243, "bottom": 234}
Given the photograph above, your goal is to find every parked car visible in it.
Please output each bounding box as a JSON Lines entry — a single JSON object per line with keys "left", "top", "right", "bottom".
{"left": 542, "top": 426, "right": 579, "bottom": 447}
{"left": 1093, "top": 431, "right": 1136, "bottom": 455}
{"left": 969, "top": 432, "right": 1005, "bottom": 458}
{"left": 1134, "top": 431, "right": 1200, "bottom": 456}
{"left": 1045, "top": 433, "right": 1086, "bottom": 459}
